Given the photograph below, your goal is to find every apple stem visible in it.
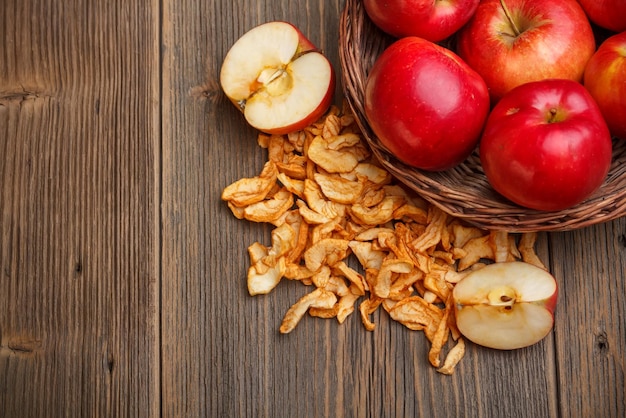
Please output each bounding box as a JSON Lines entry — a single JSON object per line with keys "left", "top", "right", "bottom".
{"left": 499, "top": 0, "right": 521, "bottom": 37}
{"left": 547, "top": 108, "right": 559, "bottom": 123}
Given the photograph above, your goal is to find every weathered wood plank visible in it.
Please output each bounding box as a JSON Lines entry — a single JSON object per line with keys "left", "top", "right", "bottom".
{"left": 0, "top": 1, "right": 160, "bottom": 416}
{"left": 550, "top": 218, "right": 626, "bottom": 418}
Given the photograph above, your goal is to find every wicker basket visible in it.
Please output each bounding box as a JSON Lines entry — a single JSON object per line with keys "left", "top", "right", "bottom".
{"left": 339, "top": 0, "right": 626, "bottom": 232}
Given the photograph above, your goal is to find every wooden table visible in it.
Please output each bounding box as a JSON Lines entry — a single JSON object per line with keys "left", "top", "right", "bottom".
{"left": 1, "top": 0, "right": 624, "bottom": 416}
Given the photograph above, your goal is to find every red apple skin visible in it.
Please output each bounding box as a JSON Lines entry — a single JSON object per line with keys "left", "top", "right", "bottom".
{"left": 364, "top": 37, "right": 490, "bottom": 171}
{"left": 577, "top": 0, "right": 626, "bottom": 32}
{"left": 544, "top": 289, "right": 558, "bottom": 318}
{"left": 363, "top": 0, "right": 480, "bottom": 42}
{"left": 479, "top": 79, "right": 613, "bottom": 211}
{"left": 457, "top": 0, "right": 596, "bottom": 103}
{"left": 583, "top": 31, "right": 626, "bottom": 139}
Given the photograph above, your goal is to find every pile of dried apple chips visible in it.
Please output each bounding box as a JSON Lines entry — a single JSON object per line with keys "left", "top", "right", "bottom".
{"left": 222, "top": 104, "right": 545, "bottom": 374}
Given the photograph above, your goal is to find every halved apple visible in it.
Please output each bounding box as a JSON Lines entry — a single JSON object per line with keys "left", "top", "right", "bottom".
{"left": 220, "top": 21, "right": 335, "bottom": 135}
{"left": 453, "top": 261, "right": 558, "bottom": 350}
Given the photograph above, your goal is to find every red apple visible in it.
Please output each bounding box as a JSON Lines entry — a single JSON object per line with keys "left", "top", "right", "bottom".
{"left": 479, "top": 78, "right": 613, "bottom": 211}
{"left": 453, "top": 262, "right": 558, "bottom": 350}
{"left": 220, "top": 21, "right": 335, "bottom": 135}
{"left": 457, "top": 0, "right": 596, "bottom": 103}
{"left": 364, "top": 37, "right": 490, "bottom": 171}
{"left": 363, "top": 0, "right": 480, "bottom": 42}
{"left": 577, "top": 0, "right": 626, "bottom": 32}
{"left": 584, "top": 31, "right": 626, "bottom": 139}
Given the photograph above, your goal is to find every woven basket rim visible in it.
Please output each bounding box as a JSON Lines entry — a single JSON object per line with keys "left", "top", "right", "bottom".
{"left": 339, "top": 0, "right": 626, "bottom": 232}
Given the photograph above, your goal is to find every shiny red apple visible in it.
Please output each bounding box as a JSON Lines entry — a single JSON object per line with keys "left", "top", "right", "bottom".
{"left": 584, "top": 31, "right": 626, "bottom": 139}
{"left": 364, "top": 37, "right": 490, "bottom": 171}
{"left": 577, "top": 0, "right": 626, "bottom": 32}
{"left": 457, "top": 0, "right": 596, "bottom": 103}
{"left": 363, "top": 0, "right": 480, "bottom": 42}
{"left": 479, "top": 79, "right": 613, "bottom": 211}
{"left": 220, "top": 21, "right": 335, "bottom": 135}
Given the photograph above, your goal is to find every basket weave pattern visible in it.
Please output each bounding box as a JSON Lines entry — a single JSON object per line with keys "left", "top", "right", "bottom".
{"left": 339, "top": 0, "right": 626, "bottom": 232}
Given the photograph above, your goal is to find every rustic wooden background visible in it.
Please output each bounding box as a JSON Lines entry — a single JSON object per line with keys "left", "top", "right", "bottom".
{"left": 1, "top": 0, "right": 624, "bottom": 417}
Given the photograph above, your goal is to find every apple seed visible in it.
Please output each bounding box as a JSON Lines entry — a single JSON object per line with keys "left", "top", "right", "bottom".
{"left": 487, "top": 286, "right": 516, "bottom": 307}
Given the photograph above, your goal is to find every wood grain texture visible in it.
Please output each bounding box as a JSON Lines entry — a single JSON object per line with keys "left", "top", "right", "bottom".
{"left": 549, "top": 219, "right": 626, "bottom": 418}
{"left": 1, "top": 0, "right": 625, "bottom": 417}
{"left": 0, "top": 0, "right": 160, "bottom": 417}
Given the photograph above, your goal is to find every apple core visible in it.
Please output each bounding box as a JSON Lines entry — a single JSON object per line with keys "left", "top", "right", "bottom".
{"left": 257, "top": 67, "right": 293, "bottom": 97}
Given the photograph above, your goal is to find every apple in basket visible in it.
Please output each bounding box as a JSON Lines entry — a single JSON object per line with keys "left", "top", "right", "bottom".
{"left": 479, "top": 78, "right": 613, "bottom": 212}
{"left": 456, "top": 0, "right": 596, "bottom": 103}
{"left": 453, "top": 262, "right": 558, "bottom": 350}
{"left": 583, "top": 31, "right": 626, "bottom": 139}
{"left": 577, "top": 0, "right": 626, "bottom": 32}
{"left": 364, "top": 36, "right": 490, "bottom": 171}
{"left": 220, "top": 21, "right": 335, "bottom": 135}
{"left": 363, "top": 0, "right": 480, "bottom": 42}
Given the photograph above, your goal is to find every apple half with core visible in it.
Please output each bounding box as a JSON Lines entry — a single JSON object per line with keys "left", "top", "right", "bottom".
{"left": 363, "top": 0, "right": 480, "bottom": 42}
{"left": 364, "top": 37, "right": 490, "bottom": 171}
{"left": 220, "top": 21, "right": 335, "bottom": 135}
{"left": 453, "top": 262, "right": 558, "bottom": 350}
{"left": 457, "top": 0, "right": 596, "bottom": 102}
{"left": 479, "top": 78, "right": 613, "bottom": 212}
{"left": 584, "top": 31, "right": 626, "bottom": 139}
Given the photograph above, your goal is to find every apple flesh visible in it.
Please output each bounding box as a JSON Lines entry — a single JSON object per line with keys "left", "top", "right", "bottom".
{"left": 364, "top": 37, "right": 490, "bottom": 171}
{"left": 584, "top": 31, "right": 626, "bottom": 139}
{"left": 453, "top": 262, "right": 558, "bottom": 350}
{"left": 457, "top": 0, "right": 596, "bottom": 103}
{"left": 363, "top": 0, "right": 480, "bottom": 42}
{"left": 220, "top": 21, "right": 335, "bottom": 135}
{"left": 479, "top": 78, "right": 613, "bottom": 211}
{"left": 577, "top": 0, "right": 626, "bottom": 33}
